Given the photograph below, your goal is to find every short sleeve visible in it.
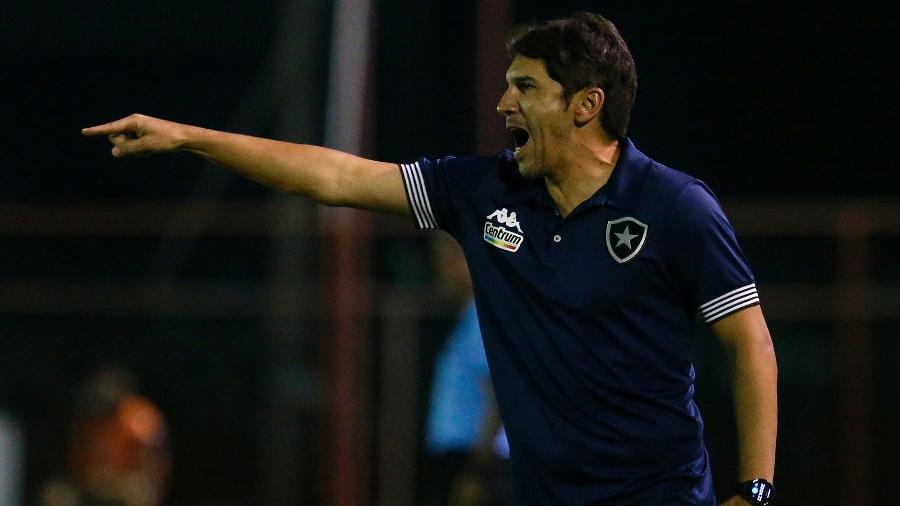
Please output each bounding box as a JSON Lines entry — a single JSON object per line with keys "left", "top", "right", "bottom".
{"left": 398, "top": 157, "right": 459, "bottom": 236}
{"left": 668, "top": 180, "right": 759, "bottom": 324}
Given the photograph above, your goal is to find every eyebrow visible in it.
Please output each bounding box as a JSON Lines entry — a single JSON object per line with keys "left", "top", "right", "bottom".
{"left": 508, "top": 75, "right": 538, "bottom": 87}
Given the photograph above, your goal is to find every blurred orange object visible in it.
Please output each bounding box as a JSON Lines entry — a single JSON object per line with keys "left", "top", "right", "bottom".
{"left": 70, "top": 395, "right": 167, "bottom": 482}
{"left": 57, "top": 367, "right": 171, "bottom": 506}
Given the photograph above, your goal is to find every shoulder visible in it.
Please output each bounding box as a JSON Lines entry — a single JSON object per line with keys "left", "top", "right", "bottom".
{"left": 424, "top": 150, "right": 514, "bottom": 171}
{"left": 644, "top": 160, "right": 699, "bottom": 203}
{"left": 421, "top": 149, "right": 522, "bottom": 194}
{"left": 641, "top": 159, "right": 723, "bottom": 218}
{"left": 435, "top": 149, "right": 515, "bottom": 178}
{"left": 404, "top": 151, "right": 519, "bottom": 232}
{"left": 629, "top": 156, "right": 729, "bottom": 241}
{"left": 618, "top": 140, "right": 699, "bottom": 209}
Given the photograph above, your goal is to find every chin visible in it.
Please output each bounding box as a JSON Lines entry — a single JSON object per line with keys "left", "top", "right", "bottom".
{"left": 515, "top": 153, "right": 533, "bottom": 177}
{"left": 517, "top": 161, "right": 544, "bottom": 180}
{"left": 517, "top": 164, "right": 537, "bottom": 179}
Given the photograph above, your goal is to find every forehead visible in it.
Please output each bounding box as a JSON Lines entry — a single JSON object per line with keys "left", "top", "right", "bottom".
{"left": 505, "top": 55, "right": 555, "bottom": 83}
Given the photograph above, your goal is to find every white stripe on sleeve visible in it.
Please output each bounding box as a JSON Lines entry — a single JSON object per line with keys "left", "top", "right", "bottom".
{"left": 399, "top": 162, "right": 437, "bottom": 229}
{"left": 699, "top": 283, "right": 760, "bottom": 323}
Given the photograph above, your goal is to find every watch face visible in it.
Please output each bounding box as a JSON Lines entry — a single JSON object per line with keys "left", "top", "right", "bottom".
{"left": 741, "top": 478, "right": 775, "bottom": 505}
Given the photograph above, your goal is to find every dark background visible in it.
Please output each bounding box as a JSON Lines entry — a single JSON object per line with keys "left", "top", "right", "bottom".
{"left": 1, "top": 0, "right": 897, "bottom": 504}
{"left": 3, "top": 1, "right": 896, "bottom": 199}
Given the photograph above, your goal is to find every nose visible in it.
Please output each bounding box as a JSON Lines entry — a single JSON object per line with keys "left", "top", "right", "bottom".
{"left": 496, "top": 89, "right": 517, "bottom": 116}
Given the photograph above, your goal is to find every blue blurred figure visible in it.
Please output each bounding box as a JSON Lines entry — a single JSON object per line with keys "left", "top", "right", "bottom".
{"left": 426, "top": 299, "right": 507, "bottom": 458}
{"left": 424, "top": 236, "right": 509, "bottom": 506}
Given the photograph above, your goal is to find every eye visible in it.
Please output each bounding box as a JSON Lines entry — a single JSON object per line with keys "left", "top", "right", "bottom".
{"left": 510, "top": 78, "right": 537, "bottom": 92}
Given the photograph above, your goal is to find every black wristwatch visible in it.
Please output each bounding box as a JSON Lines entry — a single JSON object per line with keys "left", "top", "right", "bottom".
{"left": 735, "top": 478, "right": 775, "bottom": 505}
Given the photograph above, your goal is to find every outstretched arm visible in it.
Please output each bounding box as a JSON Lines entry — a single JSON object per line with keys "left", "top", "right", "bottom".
{"left": 712, "top": 305, "right": 777, "bottom": 505}
{"left": 82, "top": 114, "right": 410, "bottom": 215}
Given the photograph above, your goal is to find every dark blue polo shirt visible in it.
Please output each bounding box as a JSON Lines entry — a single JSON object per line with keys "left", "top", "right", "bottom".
{"left": 400, "top": 139, "right": 758, "bottom": 505}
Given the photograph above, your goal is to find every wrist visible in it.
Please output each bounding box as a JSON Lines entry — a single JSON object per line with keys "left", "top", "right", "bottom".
{"left": 176, "top": 124, "right": 204, "bottom": 152}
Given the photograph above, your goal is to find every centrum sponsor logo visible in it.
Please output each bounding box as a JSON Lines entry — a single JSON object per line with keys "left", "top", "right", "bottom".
{"left": 483, "top": 222, "right": 523, "bottom": 252}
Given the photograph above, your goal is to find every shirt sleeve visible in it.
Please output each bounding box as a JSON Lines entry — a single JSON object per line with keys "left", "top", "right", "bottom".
{"left": 668, "top": 180, "right": 759, "bottom": 324}
{"left": 398, "top": 157, "right": 462, "bottom": 236}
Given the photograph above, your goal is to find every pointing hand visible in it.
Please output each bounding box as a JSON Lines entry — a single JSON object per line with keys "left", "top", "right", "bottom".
{"left": 82, "top": 114, "right": 189, "bottom": 157}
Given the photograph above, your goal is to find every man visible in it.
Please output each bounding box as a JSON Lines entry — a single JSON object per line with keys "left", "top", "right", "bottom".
{"left": 84, "top": 12, "right": 777, "bottom": 505}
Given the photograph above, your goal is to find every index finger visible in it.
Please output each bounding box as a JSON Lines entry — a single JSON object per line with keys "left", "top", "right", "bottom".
{"left": 81, "top": 116, "right": 137, "bottom": 137}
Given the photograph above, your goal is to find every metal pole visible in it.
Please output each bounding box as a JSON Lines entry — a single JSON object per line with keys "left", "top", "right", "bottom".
{"left": 322, "top": 0, "right": 376, "bottom": 504}
{"left": 376, "top": 288, "right": 421, "bottom": 506}
{"left": 474, "top": 0, "right": 513, "bottom": 154}
{"left": 835, "top": 208, "right": 872, "bottom": 506}
{"left": 260, "top": 1, "right": 331, "bottom": 504}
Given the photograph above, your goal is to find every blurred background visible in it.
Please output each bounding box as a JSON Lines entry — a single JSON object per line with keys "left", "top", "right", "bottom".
{"left": 1, "top": 0, "right": 898, "bottom": 504}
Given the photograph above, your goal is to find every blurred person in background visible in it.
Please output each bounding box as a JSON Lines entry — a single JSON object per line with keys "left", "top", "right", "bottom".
{"left": 84, "top": 11, "right": 777, "bottom": 505}
{"left": 425, "top": 235, "right": 510, "bottom": 506}
{"left": 0, "top": 409, "right": 24, "bottom": 506}
{"left": 40, "top": 366, "right": 170, "bottom": 506}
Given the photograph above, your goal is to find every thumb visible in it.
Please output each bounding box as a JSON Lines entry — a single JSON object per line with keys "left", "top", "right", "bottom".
{"left": 111, "top": 136, "right": 152, "bottom": 157}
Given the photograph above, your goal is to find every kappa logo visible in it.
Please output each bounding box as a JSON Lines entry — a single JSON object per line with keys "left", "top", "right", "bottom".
{"left": 486, "top": 208, "right": 523, "bottom": 233}
{"left": 484, "top": 208, "right": 525, "bottom": 252}
{"left": 605, "top": 217, "right": 648, "bottom": 263}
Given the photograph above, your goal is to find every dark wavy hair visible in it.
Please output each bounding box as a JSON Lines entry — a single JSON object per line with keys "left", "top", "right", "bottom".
{"left": 506, "top": 12, "right": 638, "bottom": 140}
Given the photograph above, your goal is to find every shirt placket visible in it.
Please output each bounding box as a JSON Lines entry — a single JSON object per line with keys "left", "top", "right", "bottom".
{"left": 545, "top": 206, "right": 567, "bottom": 261}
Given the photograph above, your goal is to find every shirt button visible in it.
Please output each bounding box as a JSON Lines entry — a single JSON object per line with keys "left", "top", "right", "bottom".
{"left": 553, "top": 234, "right": 562, "bottom": 243}
{"left": 553, "top": 209, "right": 560, "bottom": 216}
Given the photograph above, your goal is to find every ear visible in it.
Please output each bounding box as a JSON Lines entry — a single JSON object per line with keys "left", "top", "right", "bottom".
{"left": 573, "top": 87, "right": 604, "bottom": 126}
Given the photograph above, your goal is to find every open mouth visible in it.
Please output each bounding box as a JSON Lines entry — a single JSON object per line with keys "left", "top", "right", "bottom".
{"left": 508, "top": 126, "right": 530, "bottom": 154}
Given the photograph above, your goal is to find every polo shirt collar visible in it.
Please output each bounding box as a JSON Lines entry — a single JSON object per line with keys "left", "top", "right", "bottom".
{"left": 588, "top": 137, "right": 651, "bottom": 212}
{"left": 502, "top": 137, "right": 652, "bottom": 211}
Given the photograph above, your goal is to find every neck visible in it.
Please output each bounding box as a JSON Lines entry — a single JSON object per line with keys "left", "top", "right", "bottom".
{"left": 544, "top": 137, "right": 620, "bottom": 217}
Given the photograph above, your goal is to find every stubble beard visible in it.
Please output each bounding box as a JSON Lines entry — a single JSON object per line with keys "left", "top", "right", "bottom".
{"left": 517, "top": 161, "right": 541, "bottom": 180}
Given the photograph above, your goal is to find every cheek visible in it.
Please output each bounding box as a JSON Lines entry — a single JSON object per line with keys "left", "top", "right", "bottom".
{"left": 535, "top": 122, "right": 567, "bottom": 153}
{"left": 547, "top": 113, "right": 571, "bottom": 137}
